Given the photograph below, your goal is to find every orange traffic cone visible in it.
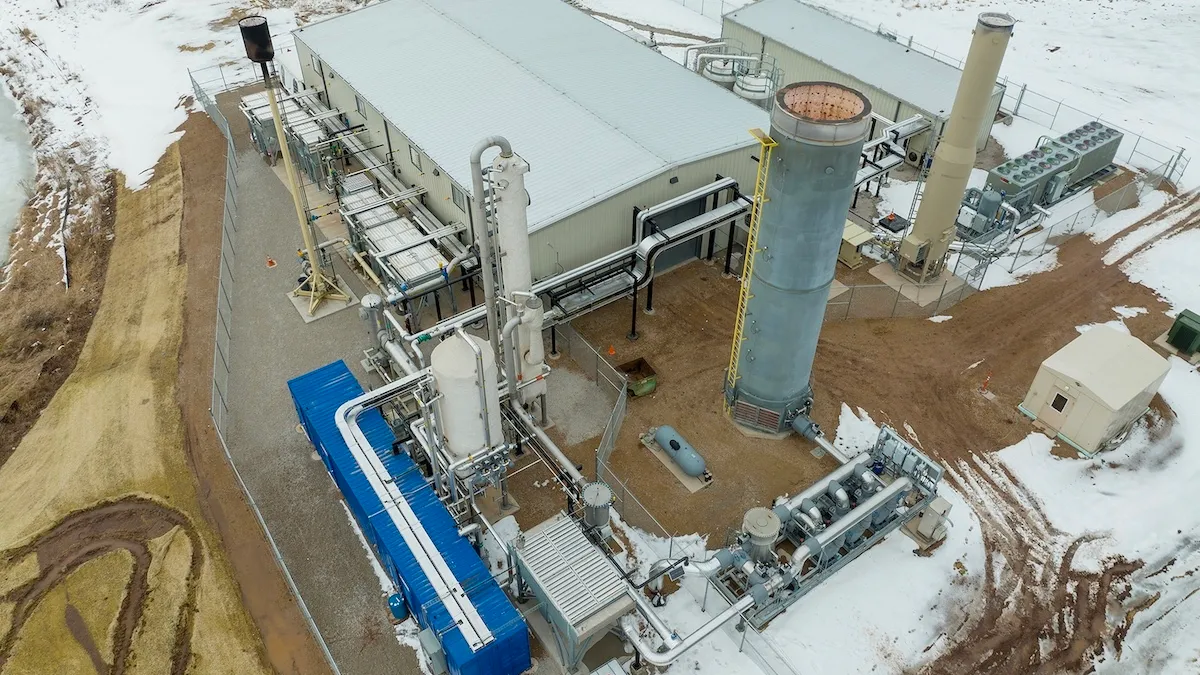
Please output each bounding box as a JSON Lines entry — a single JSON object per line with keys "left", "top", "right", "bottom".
{"left": 266, "top": 256, "right": 277, "bottom": 268}
{"left": 607, "top": 345, "right": 616, "bottom": 356}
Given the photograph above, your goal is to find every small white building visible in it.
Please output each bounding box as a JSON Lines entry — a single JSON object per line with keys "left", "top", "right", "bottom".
{"left": 1021, "top": 326, "right": 1169, "bottom": 455}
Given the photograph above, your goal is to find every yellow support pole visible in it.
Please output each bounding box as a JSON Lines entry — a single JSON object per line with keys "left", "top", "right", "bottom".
{"left": 263, "top": 64, "right": 347, "bottom": 315}
{"left": 725, "top": 128, "right": 777, "bottom": 412}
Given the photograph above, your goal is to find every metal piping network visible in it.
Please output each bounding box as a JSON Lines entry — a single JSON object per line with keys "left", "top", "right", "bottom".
{"left": 622, "top": 596, "right": 755, "bottom": 667}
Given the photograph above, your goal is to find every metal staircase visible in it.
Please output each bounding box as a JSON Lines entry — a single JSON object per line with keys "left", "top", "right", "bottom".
{"left": 725, "top": 129, "right": 777, "bottom": 409}
{"left": 906, "top": 149, "right": 935, "bottom": 225}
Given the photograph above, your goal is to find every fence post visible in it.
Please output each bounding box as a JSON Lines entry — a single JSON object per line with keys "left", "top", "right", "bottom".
{"left": 1128, "top": 135, "right": 1142, "bottom": 164}
{"left": 1012, "top": 83, "right": 1026, "bottom": 117}
{"left": 890, "top": 284, "right": 902, "bottom": 317}
{"left": 847, "top": 285, "right": 856, "bottom": 319}
{"left": 1052, "top": 99, "right": 1063, "bottom": 127}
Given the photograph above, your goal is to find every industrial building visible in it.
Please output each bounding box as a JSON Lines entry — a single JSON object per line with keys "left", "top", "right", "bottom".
{"left": 292, "top": 0, "right": 767, "bottom": 280}
{"left": 720, "top": 0, "right": 1006, "bottom": 163}
{"left": 1021, "top": 326, "right": 1170, "bottom": 455}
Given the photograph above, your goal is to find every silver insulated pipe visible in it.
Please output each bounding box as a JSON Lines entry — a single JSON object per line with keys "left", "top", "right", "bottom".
{"left": 727, "top": 83, "right": 872, "bottom": 434}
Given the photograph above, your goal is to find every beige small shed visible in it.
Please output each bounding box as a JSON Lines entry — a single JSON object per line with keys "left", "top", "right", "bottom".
{"left": 1021, "top": 326, "right": 1170, "bottom": 454}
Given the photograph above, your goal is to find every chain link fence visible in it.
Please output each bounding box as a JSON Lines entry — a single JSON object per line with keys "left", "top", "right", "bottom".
{"left": 852, "top": 14, "right": 1191, "bottom": 186}
{"left": 1003, "top": 158, "right": 1170, "bottom": 274}
{"left": 190, "top": 69, "right": 344, "bottom": 674}
{"left": 190, "top": 70, "right": 239, "bottom": 436}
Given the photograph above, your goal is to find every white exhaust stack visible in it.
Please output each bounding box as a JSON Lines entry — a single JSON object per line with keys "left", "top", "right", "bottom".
{"left": 899, "top": 13, "right": 1016, "bottom": 282}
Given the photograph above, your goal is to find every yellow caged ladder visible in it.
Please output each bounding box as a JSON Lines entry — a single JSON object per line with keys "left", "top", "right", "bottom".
{"left": 725, "top": 128, "right": 777, "bottom": 410}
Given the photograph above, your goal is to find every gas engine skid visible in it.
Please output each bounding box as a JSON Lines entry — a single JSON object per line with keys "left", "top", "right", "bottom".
{"left": 692, "top": 426, "right": 943, "bottom": 628}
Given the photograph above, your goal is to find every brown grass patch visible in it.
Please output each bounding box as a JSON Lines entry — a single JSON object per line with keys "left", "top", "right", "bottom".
{"left": 178, "top": 42, "right": 216, "bottom": 53}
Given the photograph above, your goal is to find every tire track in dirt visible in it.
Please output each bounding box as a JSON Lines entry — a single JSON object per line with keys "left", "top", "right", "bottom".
{"left": 811, "top": 188, "right": 1192, "bottom": 673}
{"left": 923, "top": 456, "right": 1142, "bottom": 674}
{"left": 0, "top": 496, "right": 203, "bottom": 675}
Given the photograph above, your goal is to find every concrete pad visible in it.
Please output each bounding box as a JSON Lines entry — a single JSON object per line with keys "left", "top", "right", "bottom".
{"left": 868, "top": 262, "right": 966, "bottom": 308}
{"left": 285, "top": 275, "right": 359, "bottom": 323}
{"left": 640, "top": 434, "right": 713, "bottom": 493}
{"left": 829, "top": 279, "right": 848, "bottom": 300}
{"left": 1154, "top": 331, "right": 1200, "bottom": 365}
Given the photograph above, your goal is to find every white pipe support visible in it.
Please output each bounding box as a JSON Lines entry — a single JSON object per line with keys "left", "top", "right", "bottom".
{"left": 623, "top": 596, "right": 755, "bottom": 667}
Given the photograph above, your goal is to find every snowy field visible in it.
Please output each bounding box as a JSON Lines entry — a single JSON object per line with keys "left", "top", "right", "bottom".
{"left": 0, "top": 88, "right": 33, "bottom": 266}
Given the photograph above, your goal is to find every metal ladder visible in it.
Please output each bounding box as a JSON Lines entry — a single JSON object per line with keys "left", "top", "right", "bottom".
{"left": 725, "top": 129, "right": 777, "bottom": 409}
{"left": 906, "top": 149, "right": 935, "bottom": 225}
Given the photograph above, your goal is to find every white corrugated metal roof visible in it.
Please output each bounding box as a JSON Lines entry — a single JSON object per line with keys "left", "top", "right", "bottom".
{"left": 295, "top": 0, "right": 766, "bottom": 233}
{"left": 726, "top": 0, "right": 1001, "bottom": 118}
{"left": 1043, "top": 326, "right": 1170, "bottom": 411}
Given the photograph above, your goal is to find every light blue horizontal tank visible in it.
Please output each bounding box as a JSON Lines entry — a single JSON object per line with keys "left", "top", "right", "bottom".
{"left": 653, "top": 426, "right": 707, "bottom": 477}
{"left": 728, "top": 82, "right": 872, "bottom": 434}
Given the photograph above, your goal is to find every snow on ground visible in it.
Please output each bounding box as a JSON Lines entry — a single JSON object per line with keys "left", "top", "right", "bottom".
{"left": 6, "top": 0, "right": 298, "bottom": 189}
{"left": 1086, "top": 190, "right": 1172, "bottom": 244}
{"left": 1122, "top": 227, "right": 1200, "bottom": 317}
{"left": 0, "top": 89, "right": 34, "bottom": 266}
{"left": 339, "top": 501, "right": 432, "bottom": 674}
{"left": 809, "top": 0, "right": 1200, "bottom": 187}
{"left": 577, "top": 0, "right": 719, "bottom": 38}
{"left": 615, "top": 404, "right": 985, "bottom": 675}
{"left": 996, "top": 359, "right": 1200, "bottom": 671}
{"left": 928, "top": 315, "right": 952, "bottom": 323}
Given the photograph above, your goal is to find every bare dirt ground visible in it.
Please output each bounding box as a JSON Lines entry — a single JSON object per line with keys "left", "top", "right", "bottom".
{"left": 0, "top": 172, "right": 114, "bottom": 464}
{"left": 0, "top": 143, "right": 271, "bottom": 673}
{"left": 561, "top": 188, "right": 1199, "bottom": 672}
{"left": 175, "top": 112, "right": 331, "bottom": 674}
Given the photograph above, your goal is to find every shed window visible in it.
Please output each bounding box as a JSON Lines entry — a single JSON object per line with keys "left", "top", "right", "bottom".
{"left": 1050, "top": 393, "right": 1069, "bottom": 412}
{"left": 355, "top": 94, "right": 367, "bottom": 118}
{"left": 311, "top": 55, "right": 323, "bottom": 75}
{"left": 409, "top": 145, "right": 422, "bottom": 171}
{"left": 451, "top": 184, "right": 467, "bottom": 212}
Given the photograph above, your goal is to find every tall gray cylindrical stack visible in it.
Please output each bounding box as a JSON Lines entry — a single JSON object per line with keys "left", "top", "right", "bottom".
{"left": 728, "top": 82, "right": 871, "bottom": 434}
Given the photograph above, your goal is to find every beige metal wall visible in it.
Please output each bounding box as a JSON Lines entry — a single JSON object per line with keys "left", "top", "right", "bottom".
{"left": 298, "top": 38, "right": 756, "bottom": 280}
{"left": 529, "top": 147, "right": 757, "bottom": 279}
{"left": 724, "top": 19, "right": 1009, "bottom": 161}
{"left": 1022, "top": 364, "right": 1163, "bottom": 453}
{"left": 296, "top": 38, "right": 474, "bottom": 238}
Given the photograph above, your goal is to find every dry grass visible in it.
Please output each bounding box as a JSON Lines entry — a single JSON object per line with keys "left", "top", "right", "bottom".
{"left": 3, "top": 550, "right": 132, "bottom": 673}
{"left": 0, "top": 147, "right": 270, "bottom": 673}
{"left": 0, "top": 154, "right": 115, "bottom": 464}
{"left": 177, "top": 41, "right": 216, "bottom": 53}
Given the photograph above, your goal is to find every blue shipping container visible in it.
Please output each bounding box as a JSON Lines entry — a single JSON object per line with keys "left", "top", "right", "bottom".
{"left": 288, "top": 361, "right": 530, "bottom": 675}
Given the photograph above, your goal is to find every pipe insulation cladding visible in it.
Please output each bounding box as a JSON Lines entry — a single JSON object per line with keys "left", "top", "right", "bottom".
{"left": 728, "top": 82, "right": 872, "bottom": 433}
{"left": 902, "top": 13, "right": 1016, "bottom": 282}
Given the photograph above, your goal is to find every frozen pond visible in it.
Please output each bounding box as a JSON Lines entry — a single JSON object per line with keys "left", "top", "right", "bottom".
{"left": 0, "top": 80, "right": 35, "bottom": 266}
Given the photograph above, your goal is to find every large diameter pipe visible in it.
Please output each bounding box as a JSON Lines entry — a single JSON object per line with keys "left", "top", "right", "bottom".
{"left": 511, "top": 404, "right": 586, "bottom": 489}
{"left": 780, "top": 452, "right": 872, "bottom": 513}
{"left": 906, "top": 13, "right": 1015, "bottom": 281}
{"left": 623, "top": 596, "right": 755, "bottom": 667}
{"left": 791, "top": 477, "right": 913, "bottom": 563}
{"left": 469, "top": 137, "right": 513, "bottom": 362}
{"left": 727, "top": 82, "right": 872, "bottom": 433}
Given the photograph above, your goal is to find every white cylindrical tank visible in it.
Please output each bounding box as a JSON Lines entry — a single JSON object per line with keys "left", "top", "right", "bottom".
{"left": 733, "top": 73, "right": 773, "bottom": 107}
{"left": 703, "top": 59, "right": 737, "bottom": 89}
{"left": 431, "top": 332, "right": 504, "bottom": 459}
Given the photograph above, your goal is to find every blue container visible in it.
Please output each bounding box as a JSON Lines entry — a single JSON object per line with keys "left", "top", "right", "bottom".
{"left": 289, "top": 361, "right": 530, "bottom": 675}
{"left": 388, "top": 593, "right": 409, "bottom": 621}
